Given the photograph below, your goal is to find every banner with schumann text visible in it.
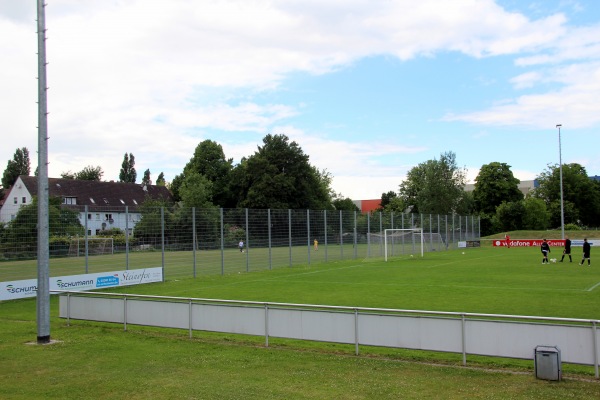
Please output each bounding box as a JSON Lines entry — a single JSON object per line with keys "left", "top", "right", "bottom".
{"left": 0, "top": 267, "right": 163, "bottom": 301}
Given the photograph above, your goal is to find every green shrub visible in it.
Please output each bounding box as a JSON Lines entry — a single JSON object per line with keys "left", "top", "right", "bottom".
{"left": 564, "top": 223, "right": 582, "bottom": 231}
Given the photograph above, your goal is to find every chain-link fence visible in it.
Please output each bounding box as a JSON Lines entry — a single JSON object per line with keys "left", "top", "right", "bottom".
{"left": 0, "top": 205, "right": 480, "bottom": 281}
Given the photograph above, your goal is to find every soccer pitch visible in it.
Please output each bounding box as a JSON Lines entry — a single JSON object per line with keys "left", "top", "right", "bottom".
{"left": 111, "top": 246, "right": 600, "bottom": 320}
{"left": 2, "top": 246, "right": 600, "bottom": 399}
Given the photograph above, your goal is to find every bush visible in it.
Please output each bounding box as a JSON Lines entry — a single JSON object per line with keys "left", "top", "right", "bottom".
{"left": 564, "top": 223, "right": 582, "bottom": 231}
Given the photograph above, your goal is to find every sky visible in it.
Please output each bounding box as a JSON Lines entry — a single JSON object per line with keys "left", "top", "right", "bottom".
{"left": 1, "top": 0, "right": 599, "bottom": 200}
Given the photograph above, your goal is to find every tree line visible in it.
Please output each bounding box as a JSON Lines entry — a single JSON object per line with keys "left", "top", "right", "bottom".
{"left": 2, "top": 138, "right": 599, "bottom": 236}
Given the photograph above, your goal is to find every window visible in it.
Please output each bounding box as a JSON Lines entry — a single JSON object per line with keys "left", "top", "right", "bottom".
{"left": 63, "top": 197, "right": 77, "bottom": 205}
{"left": 22, "top": 197, "right": 26, "bottom": 204}
{"left": 95, "top": 214, "right": 100, "bottom": 220}
{"left": 13, "top": 197, "right": 17, "bottom": 204}
{"left": 90, "top": 197, "right": 96, "bottom": 204}
{"left": 88, "top": 214, "right": 92, "bottom": 220}
{"left": 119, "top": 199, "right": 125, "bottom": 204}
{"left": 95, "top": 229, "right": 100, "bottom": 235}
{"left": 87, "top": 229, "right": 92, "bottom": 236}
{"left": 105, "top": 213, "right": 113, "bottom": 222}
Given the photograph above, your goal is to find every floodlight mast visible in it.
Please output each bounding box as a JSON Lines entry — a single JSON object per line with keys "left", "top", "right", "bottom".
{"left": 556, "top": 124, "right": 564, "bottom": 240}
{"left": 36, "top": 0, "right": 51, "bottom": 344}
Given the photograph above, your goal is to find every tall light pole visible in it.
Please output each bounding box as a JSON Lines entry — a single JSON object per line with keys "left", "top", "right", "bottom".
{"left": 556, "top": 124, "right": 564, "bottom": 240}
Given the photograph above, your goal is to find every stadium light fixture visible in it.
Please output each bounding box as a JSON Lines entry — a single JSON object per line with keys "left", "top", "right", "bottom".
{"left": 556, "top": 124, "right": 564, "bottom": 240}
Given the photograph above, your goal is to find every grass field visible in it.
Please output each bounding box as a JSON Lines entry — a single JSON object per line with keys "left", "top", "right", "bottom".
{"left": 2, "top": 234, "right": 600, "bottom": 398}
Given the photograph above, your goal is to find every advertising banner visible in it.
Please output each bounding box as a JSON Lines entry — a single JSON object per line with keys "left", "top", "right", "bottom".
{"left": 0, "top": 267, "right": 163, "bottom": 301}
{"left": 492, "top": 239, "right": 597, "bottom": 247}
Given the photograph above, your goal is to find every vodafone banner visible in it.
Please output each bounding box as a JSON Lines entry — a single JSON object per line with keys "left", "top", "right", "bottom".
{"left": 0, "top": 267, "right": 163, "bottom": 301}
{"left": 493, "top": 239, "right": 598, "bottom": 247}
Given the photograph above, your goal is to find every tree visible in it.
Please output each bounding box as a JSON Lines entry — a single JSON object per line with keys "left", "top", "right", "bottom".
{"left": 119, "top": 153, "right": 137, "bottom": 183}
{"left": 398, "top": 151, "right": 466, "bottom": 215}
{"left": 2, "top": 147, "right": 30, "bottom": 188}
{"left": 62, "top": 165, "right": 104, "bottom": 181}
{"left": 473, "top": 162, "right": 523, "bottom": 215}
{"left": 377, "top": 191, "right": 406, "bottom": 213}
{"left": 182, "top": 140, "right": 234, "bottom": 207}
{"left": 522, "top": 197, "right": 550, "bottom": 230}
{"left": 232, "top": 134, "right": 333, "bottom": 210}
{"left": 178, "top": 172, "right": 213, "bottom": 208}
{"left": 142, "top": 169, "right": 151, "bottom": 186}
{"left": 156, "top": 172, "right": 165, "bottom": 186}
{"left": 332, "top": 196, "right": 359, "bottom": 211}
{"left": 533, "top": 163, "right": 600, "bottom": 227}
{"left": 493, "top": 201, "right": 525, "bottom": 232}
{"left": 0, "top": 196, "right": 83, "bottom": 256}
{"left": 379, "top": 191, "right": 396, "bottom": 210}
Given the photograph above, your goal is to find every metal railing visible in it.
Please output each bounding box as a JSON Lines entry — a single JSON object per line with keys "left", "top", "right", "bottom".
{"left": 58, "top": 290, "right": 599, "bottom": 378}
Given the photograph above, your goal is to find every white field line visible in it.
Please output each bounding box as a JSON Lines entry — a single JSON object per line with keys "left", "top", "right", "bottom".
{"left": 280, "top": 280, "right": 586, "bottom": 292}
{"left": 586, "top": 281, "right": 600, "bottom": 292}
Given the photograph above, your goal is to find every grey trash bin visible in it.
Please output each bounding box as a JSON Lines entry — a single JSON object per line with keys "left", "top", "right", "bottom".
{"left": 534, "top": 345, "right": 561, "bottom": 381}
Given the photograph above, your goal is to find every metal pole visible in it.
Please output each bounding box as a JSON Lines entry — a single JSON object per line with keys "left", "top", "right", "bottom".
{"left": 36, "top": 0, "right": 51, "bottom": 344}
{"left": 307, "top": 209, "right": 311, "bottom": 264}
{"left": 245, "top": 208, "right": 249, "bottom": 272}
{"left": 125, "top": 206, "right": 129, "bottom": 270}
{"left": 192, "top": 207, "right": 196, "bottom": 278}
{"left": 557, "top": 124, "right": 565, "bottom": 239}
{"left": 288, "top": 209, "right": 292, "bottom": 267}
{"left": 161, "top": 207, "right": 165, "bottom": 280}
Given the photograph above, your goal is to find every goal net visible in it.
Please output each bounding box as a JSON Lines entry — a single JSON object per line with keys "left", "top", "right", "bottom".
{"left": 68, "top": 238, "right": 114, "bottom": 257}
{"left": 369, "top": 229, "right": 424, "bottom": 261}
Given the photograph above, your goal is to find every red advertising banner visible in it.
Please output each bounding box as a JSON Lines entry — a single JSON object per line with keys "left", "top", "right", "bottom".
{"left": 493, "top": 239, "right": 565, "bottom": 247}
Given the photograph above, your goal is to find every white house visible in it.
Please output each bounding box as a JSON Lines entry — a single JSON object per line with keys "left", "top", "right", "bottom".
{"left": 0, "top": 176, "right": 173, "bottom": 236}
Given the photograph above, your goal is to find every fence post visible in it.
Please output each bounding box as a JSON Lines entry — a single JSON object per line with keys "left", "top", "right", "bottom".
{"left": 307, "top": 209, "right": 311, "bottom": 264}
{"left": 353, "top": 211, "right": 357, "bottom": 259}
{"left": 593, "top": 321, "right": 599, "bottom": 379}
{"left": 324, "top": 210, "right": 328, "bottom": 262}
{"left": 461, "top": 313, "right": 467, "bottom": 366}
{"left": 192, "top": 207, "right": 196, "bottom": 278}
{"left": 161, "top": 207, "right": 165, "bottom": 280}
{"left": 125, "top": 206, "right": 129, "bottom": 270}
{"left": 220, "top": 208, "right": 224, "bottom": 276}
{"left": 268, "top": 209, "right": 272, "bottom": 270}
{"left": 84, "top": 205, "right": 89, "bottom": 274}
{"left": 288, "top": 209, "right": 292, "bottom": 267}
{"left": 245, "top": 208, "right": 250, "bottom": 272}
{"left": 367, "top": 212, "right": 371, "bottom": 258}
{"left": 339, "top": 210, "right": 343, "bottom": 259}
{"left": 354, "top": 308, "right": 360, "bottom": 355}
{"left": 189, "top": 299, "right": 193, "bottom": 339}
{"left": 264, "top": 303, "right": 269, "bottom": 347}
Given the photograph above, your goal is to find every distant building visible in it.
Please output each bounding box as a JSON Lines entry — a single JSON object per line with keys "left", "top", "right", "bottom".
{"left": 464, "top": 179, "right": 538, "bottom": 196}
{"left": 0, "top": 176, "right": 173, "bottom": 236}
{"left": 352, "top": 199, "right": 381, "bottom": 213}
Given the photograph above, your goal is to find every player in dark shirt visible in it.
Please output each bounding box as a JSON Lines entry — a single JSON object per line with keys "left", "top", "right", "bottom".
{"left": 579, "top": 238, "right": 591, "bottom": 266}
{"left": 540, "top": 239, "right": 550, "bottom": 264}
{"left": 560, "top": 236, "right": 572, "bottom": 262}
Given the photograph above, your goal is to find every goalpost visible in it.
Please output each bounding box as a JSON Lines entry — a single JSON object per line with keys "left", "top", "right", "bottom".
{"left": 68, "top": 238, "right": 114, "bottom": 257}
{"left": 381, "top": 228, "right": 424, "bottom": 261}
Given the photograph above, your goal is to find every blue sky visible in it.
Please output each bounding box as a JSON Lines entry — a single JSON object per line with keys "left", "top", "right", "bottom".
{"left": 1, "top": 0, "right": 599, "bottom": 199}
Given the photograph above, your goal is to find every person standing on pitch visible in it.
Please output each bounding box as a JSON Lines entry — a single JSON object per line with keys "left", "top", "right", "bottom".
{"left": 560, "top": 236, "right": 572, "bottom": 262}
{"left": 579, "top": 238, "right": 591, "bottom": 266}
{"left": 504, "top": 233, "right": 511, "bottom": 248}
{"left": 238, "top": 240, "right": 244, "bottom": 253}
{"left": 541, "top": 239, "right": 550, "bottom": 264}
{"left": 313, "top": 238, "right": 318, "bottom": 251}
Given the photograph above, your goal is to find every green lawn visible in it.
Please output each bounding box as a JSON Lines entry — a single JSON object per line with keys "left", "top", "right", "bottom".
{"left": 2, "top": 244, "right": 600, "bottom": 399}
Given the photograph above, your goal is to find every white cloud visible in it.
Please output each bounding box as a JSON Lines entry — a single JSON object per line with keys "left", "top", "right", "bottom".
{"left": 2, "top": 0, "right": 597, "bottom": 194}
